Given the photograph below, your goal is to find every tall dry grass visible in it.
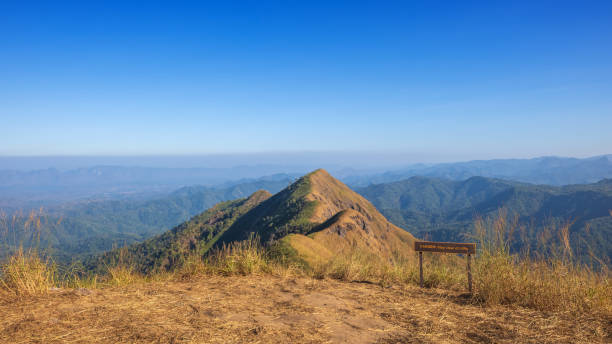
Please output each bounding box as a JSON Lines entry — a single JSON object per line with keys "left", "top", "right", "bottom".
{"left": 307, "top": 247, "right": 466, "bottom": 289}
{"left": 97, "top": 245, "right": 148, "bottom": 287}
{"left": 207, "top": 236, "right": 270, "bottom": 275}
{"left": 0, "top": 247, "right": 56, "bottom": 297}
{"left": 0, "top": 211, "right": 59, "bottom": 298}
{"left": 473, "top": 210, "right": 611, "bottom": 313}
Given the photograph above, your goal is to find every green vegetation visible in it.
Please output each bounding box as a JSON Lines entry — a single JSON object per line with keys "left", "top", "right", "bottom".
{"left": 357, "top": 177, "right": 612, "bottom": 264}
{"left": 0, "top": 179, "right": 290, "bottom": 262}
{"left": 86, "top": 172, "right": 323, "bottom": 274}
{"left": 88, "top": 191, "right": 271, "bottom": 273}
{"left": 215, "top": 173, "right": 319, "bottom": 245}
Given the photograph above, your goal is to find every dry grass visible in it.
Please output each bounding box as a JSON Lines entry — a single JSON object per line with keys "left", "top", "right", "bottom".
{"left": 307, "top": 248, "right": 466, "bottom": 290}
{"left": 474, "top": 249, "right": 611, "bottom": 313}
{"left": 207, "top": 236, "right": 271, "bottom": 275}
{"left": 105, "top": 265, "right": 141, "bottom": 287}
{"left": 472, "top": 211, "right": 611, "bottom": 313}
{"left": 0, "top": 247, "right": 56, "bottom": 298}
{"left": 1, "top": 275, "right": 609, "bottom": 344}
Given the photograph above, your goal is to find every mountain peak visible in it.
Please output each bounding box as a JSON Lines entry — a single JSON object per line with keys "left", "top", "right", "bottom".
{"left": 306, "top": 168, "right": 331, "bottom": 178}
{"left": 302, "top": 168, "right": 378, "bottom": 223}
{"left": 215, "top": 169, "right": 416, "bottom": 263}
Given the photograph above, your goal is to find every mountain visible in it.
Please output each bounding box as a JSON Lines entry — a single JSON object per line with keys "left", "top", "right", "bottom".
{"left": 217, "top": 169, "right": 416, "bottom": 264}
{"left": 345, "top": 155, "right": 612, "bottom": 187}
{"left": 357, "top": 177, "right": 612, "bottom": 264}
{"left": 0, "top": 178, "right": 292, "bottom": 262}
{"left": 93, "top": 169, "right": 417, "bottom": 272}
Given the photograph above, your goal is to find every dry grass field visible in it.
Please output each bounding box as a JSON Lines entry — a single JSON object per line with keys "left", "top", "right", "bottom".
{"left": 2, "top": 274, "right": 610, "bottom": 344}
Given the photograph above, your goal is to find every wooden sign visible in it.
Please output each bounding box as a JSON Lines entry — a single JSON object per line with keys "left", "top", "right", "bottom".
{"left": 415, "top": 241, "right": 476, "bottom": 254}
{"left": 415, "top": 240, "right": 476, "bottom": 293}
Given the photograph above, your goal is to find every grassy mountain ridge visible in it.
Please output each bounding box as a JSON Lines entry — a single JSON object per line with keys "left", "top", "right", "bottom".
{"left": 217, "top": 169, "right": 416, "bottom": 266}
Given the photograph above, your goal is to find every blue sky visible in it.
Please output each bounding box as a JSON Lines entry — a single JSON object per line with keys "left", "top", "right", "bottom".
{"left": 1, "top": 1, "right": 611, "bottom": 161}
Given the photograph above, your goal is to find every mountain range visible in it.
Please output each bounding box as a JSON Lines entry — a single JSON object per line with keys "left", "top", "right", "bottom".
{"left": 2, "top": 155, "right": 611, "bottom": 211}
{"left": 357, "top": 177, "right": 612, "bottom": 264}
{"left": 346, "top": 155, "right": 612, "bottom": 187}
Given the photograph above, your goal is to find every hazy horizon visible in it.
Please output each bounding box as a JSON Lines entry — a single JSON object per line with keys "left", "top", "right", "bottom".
{"left": 0, "top": 152, "right": 610, "bottom": 172}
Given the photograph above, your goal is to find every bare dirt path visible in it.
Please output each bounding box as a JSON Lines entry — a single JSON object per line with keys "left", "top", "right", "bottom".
{"left": 1, "top": 275, "right": 609, "bottom": 343}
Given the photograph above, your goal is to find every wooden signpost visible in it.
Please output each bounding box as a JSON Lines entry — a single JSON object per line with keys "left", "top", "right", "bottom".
{"left": 415, "top": 241, "right": 476, "bottom": 293}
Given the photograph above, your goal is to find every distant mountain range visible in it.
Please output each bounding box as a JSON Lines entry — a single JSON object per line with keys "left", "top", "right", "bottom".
{"left": 357, "top": 177, "right": 612, "bottom": 264}
{"left": 1, "top": 155, "right": 610, "bottom": 210}
{"left": 0, "top": 166, "right": 301, "bottom": 209}
{"left": 345, "top": 155, "right": 612, "bottom": 186}
{"left": 91, "top": 169, "right": 416, "bottom": 273}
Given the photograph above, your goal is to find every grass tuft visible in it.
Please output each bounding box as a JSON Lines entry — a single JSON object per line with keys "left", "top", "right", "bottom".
{"left": 0, "top": 247, "right": 56, "bottom": 297}
{"left": 207, "top": 235, "right": 270, "bottom": 275}
{"left": 105, "top": 265, "right": 141, "bottom": 287}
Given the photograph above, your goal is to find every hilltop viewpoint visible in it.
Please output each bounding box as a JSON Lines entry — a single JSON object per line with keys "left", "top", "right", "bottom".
{"left": 1, "top": 170, "right": 611, "bottom": 343}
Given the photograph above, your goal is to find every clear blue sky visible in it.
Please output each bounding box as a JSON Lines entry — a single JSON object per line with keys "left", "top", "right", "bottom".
{"left": 1, "top": 1, "right": 611, "bottom": 161}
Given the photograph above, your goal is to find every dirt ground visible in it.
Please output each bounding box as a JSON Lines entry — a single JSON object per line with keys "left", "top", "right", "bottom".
{"left": 1, "top": 275, "right": 609, "bottom": 343}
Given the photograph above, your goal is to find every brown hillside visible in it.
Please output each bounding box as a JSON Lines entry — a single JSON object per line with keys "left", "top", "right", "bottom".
{"left": 283, "top": 169, "right": 417, "bottom": 263}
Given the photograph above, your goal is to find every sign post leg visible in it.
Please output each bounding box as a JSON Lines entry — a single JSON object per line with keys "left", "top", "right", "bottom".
{"left": 419, "top": 251, "right": 423, "bottom": 288}
{"left": 467, "top": 253, "right": 472, "bottom": 293}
